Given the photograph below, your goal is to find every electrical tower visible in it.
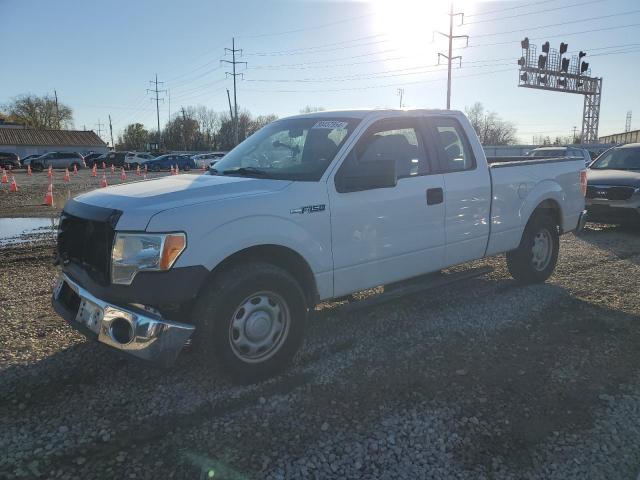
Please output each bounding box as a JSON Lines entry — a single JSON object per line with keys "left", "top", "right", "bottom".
{"left": 147, "top": 74, "right": 166, "bottom": 148}
{"left": 625, "top": 111, "right": 632, "bottom": 132}
{"left": 435, "top": 3, "right": 468, "bottom": 110}
{"left": 221, "top": 38, "right": 247, "bottom": 146}
{"left": 517, "top": 38, "right": 603, "bottom": 143}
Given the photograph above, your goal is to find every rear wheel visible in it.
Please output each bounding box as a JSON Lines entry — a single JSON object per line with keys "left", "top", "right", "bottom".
{"left": 507, "top": 213, "right": 559, "bottom": 284}
{"left": 191, "top": 262, "right": 307, "bottom": 381}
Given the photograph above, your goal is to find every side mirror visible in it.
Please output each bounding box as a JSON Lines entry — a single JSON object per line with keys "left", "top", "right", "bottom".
{"left": 336, "top": 158, "right": 397, "bottom": 193}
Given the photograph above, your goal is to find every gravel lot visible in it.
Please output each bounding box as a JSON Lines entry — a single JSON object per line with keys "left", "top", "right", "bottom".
{"left": 1, "top": 176, "right": 640, "bottom": 479}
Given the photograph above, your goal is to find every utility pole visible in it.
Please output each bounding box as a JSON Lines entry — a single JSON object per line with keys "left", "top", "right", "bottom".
{"left": 147, "top": 74, "right": 166, "bottom": 148}
{"left": 226, "top": 89, "right": 234, "bottom": 120}
{"left": 108, "top": 115, "right": 114, "bottom": 149}
{"left": 168, "top": 89, "right": 171, "bottom": 122}
{"left": 625, "top": 111, "right": 632, "bottom": 132}
{"left": 95, "top": 119, "right": 104, "bottom": 139}
{"left": 221, "top": 38, "right": 247, "bottom": 146}
{"left": 54, "top": 90, "right": 60, "bottom": 129}
{"left": 397, "top": 88, "right": 404, "bottom": 108}
{"left": 572, "top": 126, "right": 578, "bottom": 143}
{"left": 436, "top": 3, "right": 468, "bottom": 110}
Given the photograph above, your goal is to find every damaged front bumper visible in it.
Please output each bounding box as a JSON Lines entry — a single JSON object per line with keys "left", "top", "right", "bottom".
{"left": 52, "top": 272, "right": 195, "bottom": 366}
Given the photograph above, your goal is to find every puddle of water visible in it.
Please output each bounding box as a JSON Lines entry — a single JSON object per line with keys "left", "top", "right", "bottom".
{"left": 0, "top": 217, "right": 59, "bottom": 245}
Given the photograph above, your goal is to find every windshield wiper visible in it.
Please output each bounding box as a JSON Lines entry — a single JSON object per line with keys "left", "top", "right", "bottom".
{"left": 222, "top": 167, "right": 270, "bottom": 177}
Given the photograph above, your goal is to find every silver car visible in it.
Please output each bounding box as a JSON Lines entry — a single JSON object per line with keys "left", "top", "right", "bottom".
{"left": 28, "top": 152, "right": 85, "bottom": 171}
{"left": 527, "top": 146, "right": 592, "bottom": 166}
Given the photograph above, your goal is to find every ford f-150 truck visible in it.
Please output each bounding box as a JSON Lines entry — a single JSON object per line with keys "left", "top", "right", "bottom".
{"left": 52, "top": 109, "right": 587, "bottom": 379}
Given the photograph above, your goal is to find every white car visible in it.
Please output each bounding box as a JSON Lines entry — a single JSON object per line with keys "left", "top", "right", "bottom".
{"left": 52, "top": 109, "right": 587, "bottom": 379}
{"left": 125, "top": 152, "right": 155, "bottom": 168}
{"left": 191, "top": 152, "right": 226, "bottom": 169}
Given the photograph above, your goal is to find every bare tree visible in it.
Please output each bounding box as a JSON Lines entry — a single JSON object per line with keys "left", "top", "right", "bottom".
{"left": 2, "top": 94, "right": 73, "bottom": 129}
{"left": 465, "top": 102, "right": 516, "bottom": 145}
{"left": 300, "top": 106, "right": 325, "bottom": 114}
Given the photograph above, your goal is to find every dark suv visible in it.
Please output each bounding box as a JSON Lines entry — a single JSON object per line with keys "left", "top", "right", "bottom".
{"left": 0, "top": 152, "right": 21, "bottom": 169}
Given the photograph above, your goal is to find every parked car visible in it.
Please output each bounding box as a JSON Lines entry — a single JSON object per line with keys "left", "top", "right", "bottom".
{"left": 83, "top": 153, "right": 103, "bottom": 165}
{"left": 52, "top": 109, "right": 586, "bottom": 379}
{"left": 102, "top": 151, "right": 127, "bottom": 167}
{"left": 0, "top": 152, "right": 21, "bottom": 169}
{"left": 585, "top": 143, "right": 640, "bottom": 225}
{"left": 527, "top": 146, "right": 592, "bottom": 166}
{"left": 141, "top": 153, "right": 195, "bottom": 172}
{"left": 20, "top": 154, "right": 41, "bottom": 166}
{"left": 191, "top": 152, "right": 226, "bottom": 169}
{"left": 125, "top": 152, "right": 155, "bottom": 168}
{"left": 29, "top": 152, "right": 84, "bottom": 171}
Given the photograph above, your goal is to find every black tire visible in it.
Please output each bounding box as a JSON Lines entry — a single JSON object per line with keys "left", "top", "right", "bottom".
{"left": 506, "top": 213, "right": 559, "bottom": 285}
{"left": 151, "top": 164, "right": 161, "bottom": 172}
{"left": 191, "top": 262, "right": 307, "bottom": 381}
{"left": 32, "top": 162, "right": 44, "bottom": 172}
{"left": 182, "top": 164, "right": 191, "bottom": 171}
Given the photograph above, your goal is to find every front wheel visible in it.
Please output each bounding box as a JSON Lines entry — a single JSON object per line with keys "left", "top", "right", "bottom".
{"left": 506, "top": 213, "right": 559, "bottom": 284}
{"left": 191, "top": 262, "right": 307, "bottom": 381}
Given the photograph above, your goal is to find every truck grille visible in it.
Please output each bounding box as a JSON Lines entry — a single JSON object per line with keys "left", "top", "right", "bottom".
{"left": 57, "top": 212, "right": 117, "bottom": 285}
{"left": 586, "top": 185, "right": 636, "bottom": 201}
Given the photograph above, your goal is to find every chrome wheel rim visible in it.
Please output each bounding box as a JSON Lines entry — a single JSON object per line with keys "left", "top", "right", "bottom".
{"left": 531, "top": 228, "right": 552, "bottom": 271}
{"left": 228, "top": 291, "right": 290, "bottom": 363}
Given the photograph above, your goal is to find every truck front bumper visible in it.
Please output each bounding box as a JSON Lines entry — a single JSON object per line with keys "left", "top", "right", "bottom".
{"left": 52, "top": 273, "right": 195, "bottom": 366}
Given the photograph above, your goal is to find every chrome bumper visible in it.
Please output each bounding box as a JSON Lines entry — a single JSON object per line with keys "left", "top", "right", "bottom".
{"left": 52, "top": 273, "right": 195, "bottom": 366}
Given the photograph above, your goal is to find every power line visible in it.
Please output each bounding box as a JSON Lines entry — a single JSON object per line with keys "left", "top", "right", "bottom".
{"left": 94, "top": 119, "right": 104, "bottom": 139}
{"left": 466, "top": 0, "right": 556, "bottom": 18}
{"left": 465, "top": 0, "right": 604, "bottom": 25}
{"left": 472, "top": 8, "right": 640, "bottom": 38}
{"left": 237, "top": 12, "right": 376, "bottom": 39}
{"left": 221, "top": 37, "right": 247, "bottom": 146}
{"left": 245, "top": 37, "right": 390, "bottom": 57}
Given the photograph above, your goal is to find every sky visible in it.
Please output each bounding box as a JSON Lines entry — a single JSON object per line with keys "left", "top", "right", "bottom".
{"left": 1, "top": 0, "right": 639, "bottom": 144}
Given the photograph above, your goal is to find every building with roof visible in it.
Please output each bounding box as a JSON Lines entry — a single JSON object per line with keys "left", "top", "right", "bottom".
{"left": 599, "top": 129, "right": 640, "bottom": 145}
{"left": 0, "top": 126, "right": 108, "bottom": 158}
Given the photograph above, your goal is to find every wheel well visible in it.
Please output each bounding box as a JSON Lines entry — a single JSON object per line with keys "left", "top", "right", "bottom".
{"left": 532, "top": 199, "right": 562, "bottom": 231}
{"left": 209, "top": 245, "right": 319, "bottom": 307}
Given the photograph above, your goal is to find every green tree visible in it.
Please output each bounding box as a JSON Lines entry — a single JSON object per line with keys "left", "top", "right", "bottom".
{"left": 2, "top": 94, "right": 73, "bottom": 129}
{"left": 117, "top": 123, "right": 150, "bottom": 151}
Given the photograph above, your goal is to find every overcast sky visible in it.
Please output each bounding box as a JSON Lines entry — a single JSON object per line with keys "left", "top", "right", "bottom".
{"left": 1, "top": 0, "right": 639, "bottom": 143}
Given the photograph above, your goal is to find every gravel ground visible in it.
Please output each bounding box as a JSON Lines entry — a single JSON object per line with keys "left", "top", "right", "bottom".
{"left": 1, "top": 207, "right": 640, "bottom": 479}
{"left": 0, "top": 167, "right": 200, "bottom": 217}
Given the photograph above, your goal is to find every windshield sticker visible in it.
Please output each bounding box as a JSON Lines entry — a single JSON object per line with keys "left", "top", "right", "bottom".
{"left": 312, "top": 121, "right": 348, "bottom": 130}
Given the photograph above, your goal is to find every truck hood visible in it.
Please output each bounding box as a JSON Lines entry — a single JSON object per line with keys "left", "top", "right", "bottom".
{"left": 72, "top": 174, "right": 292, "bottom": 230}
{"left": 587, "top": 169, "right": 640, "bottom": 187}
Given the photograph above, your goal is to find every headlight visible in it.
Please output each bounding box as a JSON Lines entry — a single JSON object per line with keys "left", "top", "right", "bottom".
{"left": 111, "top": 232, "right": 186, "bottom": 285}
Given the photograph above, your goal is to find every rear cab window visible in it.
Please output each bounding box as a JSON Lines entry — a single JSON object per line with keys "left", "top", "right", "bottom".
{"left": 428, "top": 117, "right": 476, "bottom": 172}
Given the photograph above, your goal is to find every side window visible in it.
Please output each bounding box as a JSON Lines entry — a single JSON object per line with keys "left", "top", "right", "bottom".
{"left": 432, "top": 119, "right": 476, "bottom": 172}
{"left": 339, "top": 120, "right": 428, "bottom": 183}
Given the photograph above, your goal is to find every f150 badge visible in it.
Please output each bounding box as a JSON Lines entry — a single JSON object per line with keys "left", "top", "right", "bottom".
{"left": 290, "top": 204, "right": 326, "bottom": 214}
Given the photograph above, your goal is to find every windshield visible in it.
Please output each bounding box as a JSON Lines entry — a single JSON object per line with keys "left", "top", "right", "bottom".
{"left": 211, "top": 117, "right": 360, "bottom": 180}
{"left": 590, "top": 147, "right": 640, "bottom": 170}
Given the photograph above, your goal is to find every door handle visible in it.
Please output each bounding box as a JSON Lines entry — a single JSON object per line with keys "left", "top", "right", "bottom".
{"left": 426, "top": 187, "right": 444, "bottom": 205}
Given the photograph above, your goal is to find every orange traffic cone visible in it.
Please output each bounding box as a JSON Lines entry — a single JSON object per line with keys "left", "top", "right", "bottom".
{"left": 1, "top": 169, "right": 7, "bottom": 183}
{"left": 9, "top": 176, "right": 18, "bottom": 192}
{"left": 144, "top": 164, "right": 148, "bottom": 174}
{"left": 91, "top": 164, "right": 97, "bottom": 177}
{"left": 136, "top": 165, "right": 141, "bottom": 176}
{"left": 143, "top": 173, "right": 147, "bottom": 180}
{"left": 63, "top": 168, "right": 70, "bottom": 182}
{"left": 44, "top": 182, "right": 54, "bottom": 206}
{"left": 102, "top": 161, "right": 106, "bottom": 170}
{"left": 47, "top": 165, "right": 53, "bottom": 178}
{"left": 73, "top": 164, "right": 78, "bottom": 175}
{"left": 111, "top": 164, "right": 115, "bottom": 174}
{"left": 175, "top": 164, "right": 179, "bottom": 175}
{"left": 100, "top": 173, "right": 108, "bottom": 188}
{"left": 120, "top": 167, "right": 126, "bottom": 181}
{"left": 201, "top": 162, "right": 206, "bottom": 172}
{"left": 27, "top": 165, "right": 32, "bottom": 176}
{"left": 170, "top": 165, "right": 174, "bottom": 175}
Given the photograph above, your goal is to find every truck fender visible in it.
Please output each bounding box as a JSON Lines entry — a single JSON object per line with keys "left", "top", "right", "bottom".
{"left": 518, "top": 179, "right": 565, "bottom": 232}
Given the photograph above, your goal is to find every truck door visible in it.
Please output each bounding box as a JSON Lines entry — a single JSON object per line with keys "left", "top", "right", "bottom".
{"left": 329, "top": 117, "right": 446, "bottom": 297}
{"left": 427, "top": 116, "right": 491, "bottom": 266}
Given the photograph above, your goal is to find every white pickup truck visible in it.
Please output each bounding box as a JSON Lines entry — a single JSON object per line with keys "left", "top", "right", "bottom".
{"left": 52, "top": 109, "right": 587, "bottom": 379}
